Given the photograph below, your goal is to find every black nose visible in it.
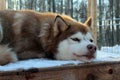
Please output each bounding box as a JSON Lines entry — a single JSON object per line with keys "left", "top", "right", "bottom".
{"left": 87, "top": 44, "right": 97, "bottom": 53}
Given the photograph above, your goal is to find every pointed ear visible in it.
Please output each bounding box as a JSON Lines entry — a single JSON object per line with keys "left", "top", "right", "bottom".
{"left": 84, "top": 17, "right": 92, "bottom": 27}
{"left": 53, "top": 15, "right": 68, "bottom": 37}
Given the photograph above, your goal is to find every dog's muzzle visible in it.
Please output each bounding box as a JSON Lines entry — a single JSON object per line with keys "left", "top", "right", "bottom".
{"left": 74, "top": 44, "right": 97, "bottom": 60}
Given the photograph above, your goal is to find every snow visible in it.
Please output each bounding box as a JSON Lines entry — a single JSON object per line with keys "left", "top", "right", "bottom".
{"left": 0, "top": 59, "right": 82, "bottom": 71}
{"left": 101, "top": 45, "right": 120, "bottom": 54}
{"left": 95, "top": 45, "right": 120, "bottom": 62}
{"left": 0, "top": 45, "right": 120, "bottom": 71}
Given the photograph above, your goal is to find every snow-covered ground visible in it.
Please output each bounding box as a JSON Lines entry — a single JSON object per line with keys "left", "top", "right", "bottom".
{"left": 0, "top": 45, "right": 120, "bottom": 71}
{"left": 101, "top": 45, "right": 120, "bottom": 54}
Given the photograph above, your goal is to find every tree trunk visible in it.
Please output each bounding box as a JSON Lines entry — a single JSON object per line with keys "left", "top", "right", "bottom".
{"left": 52, "top": 0, "right": 56, "bottom": 12}
{"left": 99, "top": 0, "right": 103, "bottom": 48}
{"left": 60, "top": 0, "right": 63, "bottom": 13}
{"left": 115, "top": 0, "right": 120, "bottom": 45}
{"left": 70, "top": 0, "right": 73, "bottom": 18}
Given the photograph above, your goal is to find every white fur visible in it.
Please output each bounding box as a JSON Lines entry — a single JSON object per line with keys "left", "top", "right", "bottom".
{"left": 55, "top": 32, "right": 96, "bottom": 62}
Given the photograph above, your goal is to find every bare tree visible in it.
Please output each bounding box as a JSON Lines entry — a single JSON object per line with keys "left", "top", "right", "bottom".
{"left": 52, "top": 0, "right": 56, "bottom": 12}
{"left": 115, "top": 0, "right": 120, "bottom": 45}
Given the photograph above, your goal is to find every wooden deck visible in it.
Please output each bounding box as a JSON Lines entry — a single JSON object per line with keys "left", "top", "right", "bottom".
{"left": 0, "top": 61, "right": 120, "bottom": 80}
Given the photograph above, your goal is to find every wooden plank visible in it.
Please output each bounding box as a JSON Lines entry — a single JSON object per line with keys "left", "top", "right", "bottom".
{"left": 92, "top": 0, "right": 97, "bottom": 45}
{"left": 88, "top": 0, "right": 91, "bottom": 17}
{"left": 0, "top": 0, "right": 6, "bottom": 10}
{"left": 0, "top": 61, "right": 120, "bottom": 80}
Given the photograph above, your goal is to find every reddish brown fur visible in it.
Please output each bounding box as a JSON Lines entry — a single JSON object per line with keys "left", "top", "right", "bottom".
{"left": 0, "top": 10, "right": 91, "bottom": 62}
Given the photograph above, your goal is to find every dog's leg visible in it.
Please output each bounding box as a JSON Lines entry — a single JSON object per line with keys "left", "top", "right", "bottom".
{"left": 0, "top": 45, "right": 18, "bottom": 65}
{"left": 17, "top": 50, "right": 45, "bottom": 60}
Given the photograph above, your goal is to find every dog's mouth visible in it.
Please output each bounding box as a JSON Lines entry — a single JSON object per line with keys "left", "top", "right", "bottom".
{"left": 73, "top": 53, "right": 95, "bottom": 59}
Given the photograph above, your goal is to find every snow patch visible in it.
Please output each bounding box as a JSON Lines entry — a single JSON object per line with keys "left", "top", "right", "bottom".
{"left": 101, "top": 45, "right": 120, "bottom": 54}
{"left": 0, "top": 59, "right": 82, "bottom": 71}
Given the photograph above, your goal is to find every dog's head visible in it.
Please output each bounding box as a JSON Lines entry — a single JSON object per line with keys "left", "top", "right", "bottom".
{"left": 53, "top": 15, "right": 96, "bottom": 62}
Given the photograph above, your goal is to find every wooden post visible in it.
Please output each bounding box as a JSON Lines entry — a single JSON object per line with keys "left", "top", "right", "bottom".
{"left": 0, "top": 0, "right": 6, "bottom": 10}
{"left": 88, "top": 0, "right": 97, "bottom": 45}
{"left": 88, "top": 0, "right": 91, "bottom": 17}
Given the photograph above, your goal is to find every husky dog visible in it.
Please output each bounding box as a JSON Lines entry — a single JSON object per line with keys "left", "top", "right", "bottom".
{"left": 0, "top": 10, "right": 96, "bottom": 65}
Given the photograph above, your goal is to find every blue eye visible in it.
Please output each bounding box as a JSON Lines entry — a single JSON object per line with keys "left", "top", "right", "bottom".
{"left": 71, "top": 38, "right": 80, "bottom": 42}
